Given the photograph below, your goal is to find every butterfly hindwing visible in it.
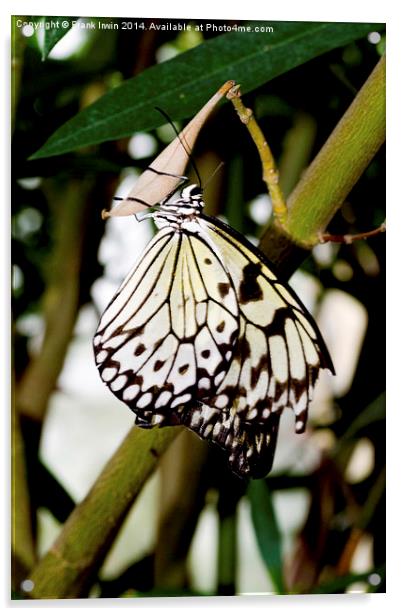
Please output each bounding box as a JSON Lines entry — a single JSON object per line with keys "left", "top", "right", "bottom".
{"left": 203, "top": 217, "right": 332, "bottom": 418}
{"left": 176, "top": 216, "right": 334, "bottom": 476}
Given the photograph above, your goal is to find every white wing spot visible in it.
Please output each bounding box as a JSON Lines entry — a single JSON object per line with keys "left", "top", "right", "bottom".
{"left": 110, "top": 375, "right": 128, "bottom": 391}
{"left": 137, "top": 392, "right": 153, "bottom": 408}
{"left": 295, "top": 420, "right": 304, "bottom": 432}
{"left": 171, "top": 392, "right": 192, "bottom": 408}
{"left": 96, "top": 350, "right": 108, "bottom": 363}
{"left": 214, "top": 371, "right": 226, "bottom": 386}
{"left": 246, "top": 408, "right": 258, "bottom": 420}
{"left": 203, "top": 424, "right": 213, "bottom": 437}
{"left": 269, "top": 335, "right": 288, "bottom": 383}
{"left": 190, "top": 409, "right": 202, "bottom": 426}
{"left": 101, "top": 367, "right": 118, "bottom": 382}
{"left": 196, "top": 302, "right": 207, "bottom": 325}
{"left": 155, "top": 390, "right": 172, "bottom": 408}
{"left": 199, "top": 377, "right": 211, "bottom": 390}
{"left": 123, "top": 384, "right": 140, "bottom": 401}
{"left": 214, "top": 394, "right": 229, "bottom": 408}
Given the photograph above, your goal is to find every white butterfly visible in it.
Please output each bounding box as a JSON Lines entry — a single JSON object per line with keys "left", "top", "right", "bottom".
{"left": 94, "top": 180, "right": 334, "bottom": 478}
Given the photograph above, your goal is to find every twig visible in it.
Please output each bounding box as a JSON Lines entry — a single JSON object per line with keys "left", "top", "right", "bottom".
{"left": 226, "top": 84, "right": 288, "bottom": 225}
{"left": 336, "top": 467, "right": 385, "bottom": 576}
{"left": 319, "top": 221, "right": 386, "bottom": 244}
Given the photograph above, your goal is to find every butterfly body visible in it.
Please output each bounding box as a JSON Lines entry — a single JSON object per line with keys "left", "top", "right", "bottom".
{"left": 94, "top": 184, "right": 334, "bottom": 478}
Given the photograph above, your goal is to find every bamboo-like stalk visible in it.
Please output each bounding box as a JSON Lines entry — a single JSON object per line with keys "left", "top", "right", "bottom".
{"left": 12, "top": 391, "right": 36, "bottom": 586}
{"left": 12, "top": 179, "right": 94, "bottom": 592}
{"left": 259, "top": 55, "right": 385, "bottom": 273}
{"left": 16, "top": 180, "right": 93, "bottom": 424}
{"left": 27, "top": 426, "right": 182, "bottom": 598}
{"left": 285, "top": 54, "right": 385, "bottom": 247}
{"left": 26, "top": 55, "right": 385, "bottom": 599}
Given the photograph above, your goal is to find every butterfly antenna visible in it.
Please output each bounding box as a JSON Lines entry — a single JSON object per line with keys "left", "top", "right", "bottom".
{"left": 155, "top": 106, "right": 203, "bottom": 189}
{"left": 203, "top": 161, "right": 225, "bottom": 190}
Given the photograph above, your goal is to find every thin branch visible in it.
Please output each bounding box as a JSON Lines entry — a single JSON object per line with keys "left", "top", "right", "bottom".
{"left": 336, "top": 467, "right": 385, "bottom": 575}
{"left": 258, "top": 54, "right": 385, "bottom": 273}
{"left": 227, "top": 84, "right": 288, "bottom": 225}
{"left": 319, "top": 221, "right": 386, "bottom": 244}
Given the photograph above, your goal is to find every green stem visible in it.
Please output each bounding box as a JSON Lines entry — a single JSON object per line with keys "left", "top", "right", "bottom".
{"left": 284, "top": 54, "right": 385, "bottom": 247}
{"left": 16, "top": 179, "right": 92, "bottom": 424}
{"left": 27, "top": 426, "right": 181, "bottom": 599}
{"left": 278, "top": 112, "right": 317, "bottom": 199}
{"left": 12, "top": 391, "right": 36, "bottom": 589}
{"left": 217, "top": 512, "right": 237, "bottom": 594}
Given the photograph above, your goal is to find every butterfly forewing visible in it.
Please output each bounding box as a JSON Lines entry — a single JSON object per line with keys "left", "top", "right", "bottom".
{"left": 94, "top": 222, "right": 240, "bottom": 424}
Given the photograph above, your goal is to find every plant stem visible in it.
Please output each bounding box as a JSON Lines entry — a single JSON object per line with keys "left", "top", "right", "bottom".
{"left": 285, "top": 54, "right": 385, "bottom": 248}
{"left": 27, "top": 426, "right": 182, "bottom": 599}
{"left": 258, "top": 54, "right": 385, "bottom": 273}
{"left": 12, "top": 392, "right": 36, "bottom": 589}
{"left": 228, "top": 85, "right": 288, "bottom": 224}
{"left": 16, "top": 179, "right": 93, "bottom": 424}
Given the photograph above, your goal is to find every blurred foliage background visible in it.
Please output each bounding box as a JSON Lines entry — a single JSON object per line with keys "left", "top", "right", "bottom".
{"left": 12, "top": 16, "right": 385, "bottom": 599}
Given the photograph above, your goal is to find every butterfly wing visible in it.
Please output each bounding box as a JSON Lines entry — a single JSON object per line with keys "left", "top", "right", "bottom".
{"left": 94, "top": 213, "right": 333, "bottom": 479}
{"left": 94, "top": 224, "right": 240, "bottom": 426}
{"left": 178, "top": 215, "right": 334, "bottom": 477}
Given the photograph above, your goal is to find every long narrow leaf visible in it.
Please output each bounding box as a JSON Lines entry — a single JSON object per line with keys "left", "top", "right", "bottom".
{"left": 311, "top": 565, "right": 385, "bottom": 594}
{"left": 31, "top": 21, "right": 382, "bottom": 159}
{"left": 41, "top": 17, "right": 77, "bottom": 60}
{"left": 248, "top": 479, "right": 285, "bottom": 593}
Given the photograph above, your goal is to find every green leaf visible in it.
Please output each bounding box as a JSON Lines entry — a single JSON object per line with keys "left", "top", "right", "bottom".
{"left": 341, "top": 392, "right": 385, "bottom": 441}
{"left": 248, "top": 479, "right": 285, "bottom": 593}
{"left": 41, "top": 17, "right": 77, "bottom": 61}
{"left": 311, "top": 565, "right": 385, "bottom": 594}
{"left": 31, "top": 21, "right": 382, "bottom": 159}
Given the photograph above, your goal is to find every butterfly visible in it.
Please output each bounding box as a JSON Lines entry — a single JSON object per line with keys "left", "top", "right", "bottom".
{"left": 94, "top": 179, "right": 334, "bottom": 478}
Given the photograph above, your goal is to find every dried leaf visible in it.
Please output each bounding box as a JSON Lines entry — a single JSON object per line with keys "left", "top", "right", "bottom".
{"left": 103, "top": 80, "right": 235, "bottom": 218}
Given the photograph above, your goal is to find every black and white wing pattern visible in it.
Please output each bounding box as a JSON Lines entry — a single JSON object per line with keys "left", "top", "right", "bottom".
{"left": 94, "top": 223, "right": 240, "bottom": 422}
{"left": 178, "top": 216, "right": 334, "bottom": 478}
{"left": 94, "top": 191, "right": 334, "bottom": 479}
